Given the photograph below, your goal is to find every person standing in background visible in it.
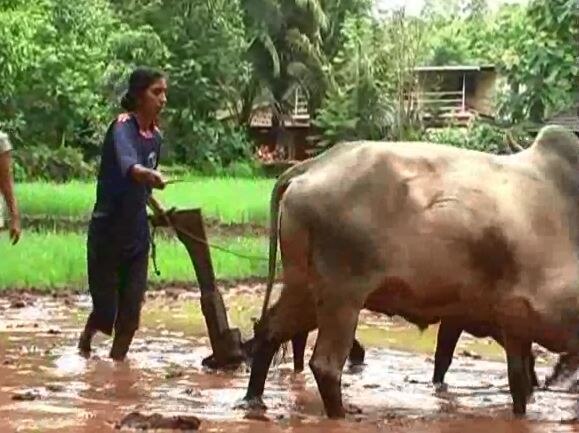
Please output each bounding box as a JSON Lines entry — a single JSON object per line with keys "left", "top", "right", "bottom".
{"left": 0, "top": 131, "right": 21, "bottom": 245}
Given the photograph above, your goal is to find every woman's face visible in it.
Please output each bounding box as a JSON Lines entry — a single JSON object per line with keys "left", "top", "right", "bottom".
{"left": 138, "top": 78, "right": 168, "bottom": 117}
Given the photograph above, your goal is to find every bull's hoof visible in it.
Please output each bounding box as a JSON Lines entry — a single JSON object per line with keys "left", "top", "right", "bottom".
{"left": 433, "top": 382, "right": 448, "bottom": 393}
{"left": 348, "top": 339, "right": 366, "bottom": 365}
{"left": 77, "top": 331, "right": 92, "bottom": 358}
{"left": 345, "top": 404, "right": 363, "bottom": 415}
{"left": 78, "top": 348, "right": 91, "bottom": 360}
{"left": 346, "top": 364, "right": 365, "bottom": 374}
{"left": 235, "top": 396, "right": 267, "bottom": 412}
{"left": 326, "top": 407, "right": 347, "bottom": 419}
{"left": 512, "top": 402, "right": 527, "bottom": 417}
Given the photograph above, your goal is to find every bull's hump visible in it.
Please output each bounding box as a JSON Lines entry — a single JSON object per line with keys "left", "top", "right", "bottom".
{"left": 321, "top": 141, "right": 490, "bottom": 174}
{"left": 532, "top": 125, "right": 579, "bottom": 164}
{"left": 536, "top": 125, "right": 578, "bottom": 144}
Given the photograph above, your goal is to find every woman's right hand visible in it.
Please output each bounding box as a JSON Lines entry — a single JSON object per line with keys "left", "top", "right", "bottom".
{"left": 131, "top": 165, "right": 167, "bottom": 189}
{"left": 149, "top": 170, "right": 167, "bottom": 190}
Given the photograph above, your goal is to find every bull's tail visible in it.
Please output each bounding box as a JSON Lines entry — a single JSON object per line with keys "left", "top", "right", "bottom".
{"left": 259, "top": 159, "right": 316, "bottom": 321}
{"left": 259, "top": 176, "right": 286, "bottom": 320}
{"left": 258, "top": 141, "right": 355, "bottom": 322}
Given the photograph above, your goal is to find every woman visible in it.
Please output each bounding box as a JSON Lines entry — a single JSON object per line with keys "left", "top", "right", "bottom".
{"left": 78, "top": 67, "right": 168, "bottom": 361}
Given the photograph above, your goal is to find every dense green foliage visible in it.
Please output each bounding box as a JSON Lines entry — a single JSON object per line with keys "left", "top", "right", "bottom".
{"left": 424, "top": 120, "right": 505, "bottom": 154}
{"left": 314, "top": 0, "right": 578, "bottom": 148}
{"left": 420, "top": 0, "right": 578, "bottom": 123}
{"left": 1, "top": 0, "right": 577, "bottom": 180}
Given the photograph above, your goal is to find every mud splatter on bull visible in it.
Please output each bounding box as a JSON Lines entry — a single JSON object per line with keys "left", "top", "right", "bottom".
{"left": 464, "top": 226, "right": 520, "bottom": 289}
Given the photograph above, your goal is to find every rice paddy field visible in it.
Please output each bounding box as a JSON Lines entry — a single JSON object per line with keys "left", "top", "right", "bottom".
{"left": 16, "top": 176, "right": 275, "bottom": 225}
{"left": 3, "top": 176, "right": 275, "bottom": 291}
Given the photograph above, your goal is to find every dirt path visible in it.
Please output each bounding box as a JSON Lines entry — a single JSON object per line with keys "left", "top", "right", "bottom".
{"left": 0, "top": 286, "right": 577, "bottom": 433}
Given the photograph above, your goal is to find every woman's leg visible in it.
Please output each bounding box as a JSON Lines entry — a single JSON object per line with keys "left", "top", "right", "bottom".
{"left": 78, "top": 234, "right": 121, "bottom": 356}
{"left": 110, "top": 247, "right": 150, "bottom": 361}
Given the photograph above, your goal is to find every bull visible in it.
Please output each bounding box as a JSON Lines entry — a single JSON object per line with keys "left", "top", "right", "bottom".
{"left": 260, "top": 147, "right": 540, "bottom": 388}
{"left": 241, "top": 125, "right": 579, "bottom": 418}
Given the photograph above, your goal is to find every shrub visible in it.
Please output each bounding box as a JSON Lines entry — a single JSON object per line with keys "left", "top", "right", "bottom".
{"left": 219, "top": 160, "right": 263, "bottom": 178}
{"left": 169, "top": 119, "right": 254, "bottom": 174}
{"left": 424, "top": 119, "right": 506, "bottom": 154}
{"left": 13, "top": 145, "right": 95, "bottom": 182}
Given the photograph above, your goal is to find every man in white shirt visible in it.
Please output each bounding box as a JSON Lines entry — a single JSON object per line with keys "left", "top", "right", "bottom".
{"left": 0, "top": 131, "right": 21, "bottom": 244}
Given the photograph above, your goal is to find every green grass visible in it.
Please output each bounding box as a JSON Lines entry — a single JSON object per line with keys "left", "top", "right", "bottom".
{"left": 16, "top": 176, "right": 275, "bottom": 225}
{"left": 140, "top": 292, "right": 264, "bottom": 339}
{"left": 356, "top": 323, "right": 505, "bottom": 362}
{"left": 0, "top": 231, "right": 269, "bottom": 290}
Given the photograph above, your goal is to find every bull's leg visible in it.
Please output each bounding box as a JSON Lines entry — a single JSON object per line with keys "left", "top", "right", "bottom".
{"left": 545, "top": 353, "right": 579, "bottom": 389}
{"left": 432, "top": 321, "right": 462, "bottom": 390}
{"left": 309, "top": 302, "right": 361, "bottom": 419}
{"left": 491, "top": 329, "right": 538, "bottom": 389}
{"left": 241, "top": 287, "right": 316, "bottom": 410}
{"left": 292, "top": 333, "right": 365, "bottom": 373}
{"left": 291, "top": 331, "right": 309, "bottom": 373}
{"left": 348, "top": 339, "right": 366, "bottom": 366}
{"left": 527, "top": 352, "right": 539, "bottom": 388}
{"left": 243, "top": 333, "right": 282, "bottom": 409}
{"left": 505, "top": 335, "right": 533, "bottom": 416}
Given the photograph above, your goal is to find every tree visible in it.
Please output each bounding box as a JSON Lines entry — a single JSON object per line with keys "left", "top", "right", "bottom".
{"left": 107, "top": 0, "right": 254, "bottom": 167}
{"left": 239, "top": 0, "right": 373, "bottom": 128}
{"left": 313, "top": 7, "right": 427, "bottom": 148}
{"left": 493, "top": 0, "right": 579, "bottom": 122}
{"left": 313, "top": 14, "right": 393, "bottom": 146}
{"left": 420, "top": 0, "right": 493, "bottom": 65}
{"left": 240, "top": 0, "right": 327, "bottom": 128}
{"left": 0, "top": 0, "right": 122, "bottom": 155}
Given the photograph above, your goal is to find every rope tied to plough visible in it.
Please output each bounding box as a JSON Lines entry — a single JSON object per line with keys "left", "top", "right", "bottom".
{"left": 147, "top": 178, "right": 271, "bottom": 275}
{"left": 148, "top": 208, "right": 269, "bottom": 277}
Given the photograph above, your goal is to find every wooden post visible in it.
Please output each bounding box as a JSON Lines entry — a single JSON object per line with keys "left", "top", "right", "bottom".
{"left": 462, "top": 73, "right": 466, "bottom": 112}
{"left": 294, "top": 87, "right": 299, "bottom": 117}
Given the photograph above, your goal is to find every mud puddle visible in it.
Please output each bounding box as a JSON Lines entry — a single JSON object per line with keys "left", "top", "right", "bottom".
{"left": 0, "top": 285, "right": 577, "bottom": 433}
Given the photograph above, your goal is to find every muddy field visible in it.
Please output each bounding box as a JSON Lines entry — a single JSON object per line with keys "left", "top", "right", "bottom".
{"left": 1, "top": 284, "right": 578, "bottom": 433}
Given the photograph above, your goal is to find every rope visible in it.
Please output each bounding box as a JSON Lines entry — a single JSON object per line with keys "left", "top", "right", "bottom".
{"left": 150, "top": 224, "right": 162, "bottom": 276}
{"left": 148, "top": 209, "right": 269, "bottom": 276}
{"left": 169, "top": 222, "right": 269, "bottom": 262}
{"left": 148, "top": 178, "right": 271, "bottom": 274}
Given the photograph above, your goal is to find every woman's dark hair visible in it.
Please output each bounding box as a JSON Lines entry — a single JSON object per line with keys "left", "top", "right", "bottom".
{"left": 120, "top": 67, "right": 165, "bottom": 111}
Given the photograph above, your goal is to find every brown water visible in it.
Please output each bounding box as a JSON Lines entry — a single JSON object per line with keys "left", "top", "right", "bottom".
{"left": 0, "top": 286, "right": 578, "bottom": 433}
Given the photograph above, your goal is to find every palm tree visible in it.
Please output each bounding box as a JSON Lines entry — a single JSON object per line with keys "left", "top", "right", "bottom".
{"left": 239, "top": 0, "right": 326, "bottom": 127}
{"left": 239, "top": 0, "right": 371, "bottom": 128}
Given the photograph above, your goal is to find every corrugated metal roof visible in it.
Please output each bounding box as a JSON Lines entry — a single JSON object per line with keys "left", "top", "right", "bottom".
{"left": 413, "top": 65, "right": 496, "bottom": 72}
